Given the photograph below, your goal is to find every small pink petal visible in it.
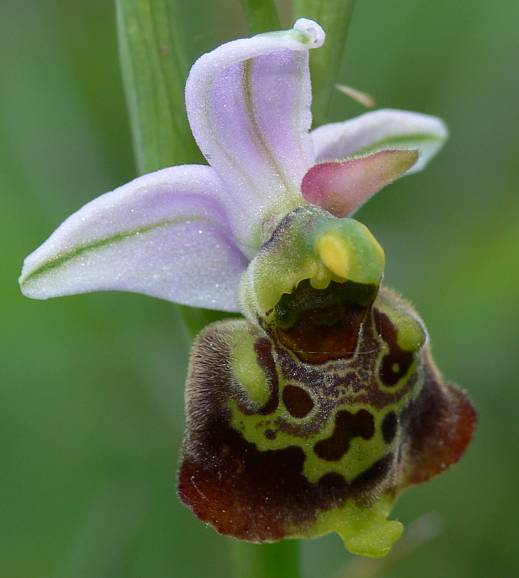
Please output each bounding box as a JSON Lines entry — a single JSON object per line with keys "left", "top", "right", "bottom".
{"left": 301, "top": 150, "right": 419, "bottom": 217}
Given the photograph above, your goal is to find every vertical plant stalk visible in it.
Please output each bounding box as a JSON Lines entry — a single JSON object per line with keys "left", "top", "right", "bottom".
{"left": 230, "top": 540, "right": 301, "bottom": 578}
{"left": 294, "top": 0, "right": 355, "bottom": 125}
{"left": 115, "top": 0, "right": 211, "bottom": 335}
{"left": 115, "top": 0, "right": 201, "bottom": 174}
{"left": 239, "top": 0, "right": 282, "bottom": 33}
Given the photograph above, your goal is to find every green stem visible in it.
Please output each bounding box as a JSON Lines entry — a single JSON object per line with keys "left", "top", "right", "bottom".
{"left": 115, "top": 0, "right": 201, "bottom": 173}
{"left": 293, "top": 0, "right": 356, "bottom": 125}
{"left": 115, "top": 0, "right": 212, "bottom": 335}
{"left": 239, "top": 0, "right": 282, "bottom": 34}
{"left": 230, "top": 540, "right": 302, "bottom": 578}
{"left": 178, "top": 306, "right": 235, "bottom": 337}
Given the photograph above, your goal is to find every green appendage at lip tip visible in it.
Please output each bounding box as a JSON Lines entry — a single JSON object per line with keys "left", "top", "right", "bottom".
{"left": 20, "top": 215, "right": 211, "bottom": 288}
{"left": 304, "top": 496, "right": 403, "bottom": 558}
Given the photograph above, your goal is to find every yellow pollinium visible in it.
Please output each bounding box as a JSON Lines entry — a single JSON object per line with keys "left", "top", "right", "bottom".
{"left": 316, "top": 233, "right": 350, "bottom": 280}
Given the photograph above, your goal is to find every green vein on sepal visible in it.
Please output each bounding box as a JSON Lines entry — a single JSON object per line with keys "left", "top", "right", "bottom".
{"left": 356, "top": 133, "right": 445, "bottom": 155}
{"left": 243, "top": 59, "right": 293, "bottom": 193}
{"left": 21, "top": 215, "right": 210, "bottom": 287}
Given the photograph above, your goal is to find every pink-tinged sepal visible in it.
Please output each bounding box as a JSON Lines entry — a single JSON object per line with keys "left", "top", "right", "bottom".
{"left": 19, "top": 166, "right": 248, "bottom": 311}
{"left": 301, "top": 150, "right": 418, "bottom": 217}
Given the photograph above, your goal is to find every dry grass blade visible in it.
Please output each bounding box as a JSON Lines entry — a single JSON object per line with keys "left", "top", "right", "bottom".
{"left": 335, "top": 83, "right": 376, "bottom": 108}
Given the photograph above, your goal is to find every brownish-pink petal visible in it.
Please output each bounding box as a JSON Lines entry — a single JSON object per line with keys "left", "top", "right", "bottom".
{"left": 301, "top": 150, "right": 419, "bottom": 217}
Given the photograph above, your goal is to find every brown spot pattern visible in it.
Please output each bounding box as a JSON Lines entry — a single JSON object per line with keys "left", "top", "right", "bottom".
{"left": 179, "top": 414, "right": 393, "bottom": 542}
{"left": 382, "top": 412, "right": 398, "bottom": 444}
{"left": 282, "top": 385, "right": 314, "bottom": 418}
{"left": 314, "top": 409, "right": 375, "bottom": 461}
{"left": 180, "top": 321, "right": 394, "bottom": 542}
{"left": 179, "top": 282, "right": 477, "bottom": 543}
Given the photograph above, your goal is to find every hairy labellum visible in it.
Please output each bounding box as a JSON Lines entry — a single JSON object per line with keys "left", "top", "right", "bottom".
{"left": 178, "top": 208, "right": 476, "bottom": 557}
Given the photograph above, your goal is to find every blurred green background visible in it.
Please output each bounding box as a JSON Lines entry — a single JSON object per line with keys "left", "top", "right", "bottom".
{"left": 1, "top": 0, "right": 518, "bottom": 577}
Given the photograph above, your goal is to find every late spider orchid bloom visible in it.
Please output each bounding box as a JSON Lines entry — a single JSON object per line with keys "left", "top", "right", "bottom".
{"left": 20, "top": 19, "right": 476, "bottom": 558}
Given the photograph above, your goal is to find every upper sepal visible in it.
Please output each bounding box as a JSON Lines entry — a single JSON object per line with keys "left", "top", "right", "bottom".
{"left": 185, "top": 19, "right": 324, "bottom": 252}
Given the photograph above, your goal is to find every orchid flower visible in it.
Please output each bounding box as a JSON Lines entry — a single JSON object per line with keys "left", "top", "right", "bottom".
{"left": 19, "top": 19, "right": 476, "bottom": 558}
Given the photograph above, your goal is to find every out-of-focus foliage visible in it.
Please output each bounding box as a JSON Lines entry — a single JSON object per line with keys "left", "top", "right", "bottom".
{"left": 1, "top": 1, "right": 517, "bottom": 577}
